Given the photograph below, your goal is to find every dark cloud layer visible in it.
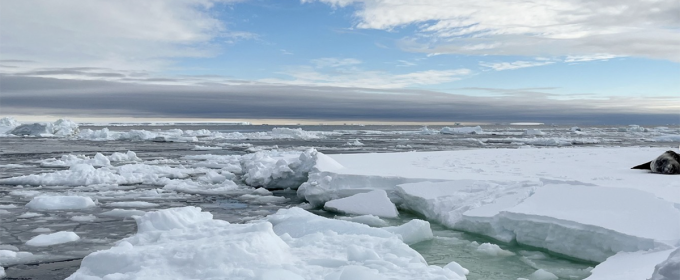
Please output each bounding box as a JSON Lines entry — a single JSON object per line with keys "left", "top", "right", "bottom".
{"left": 0, "top": 75, "right": 677, "bottom": 125}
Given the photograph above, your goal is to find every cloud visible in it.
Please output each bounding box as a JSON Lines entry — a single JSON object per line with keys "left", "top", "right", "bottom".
{"left": 311, "top": 58, "right": 363, "bottom": 68}
{"left": 0, "top": 0, "right": 245, "bottom": 72}
{"left": 1, "top": 75, "right": 677, "bottom": 124}
{"left": 263, "top": 66, "right": 471, "bottom": 89}
{"left": 564, "top": 54, "right": 621, "bottom": 63}
{"left": 480, "top": 61, "right": 555, "bottom": 71}
{"left": 307, "top": 0, "right": 680, "bottom": 61}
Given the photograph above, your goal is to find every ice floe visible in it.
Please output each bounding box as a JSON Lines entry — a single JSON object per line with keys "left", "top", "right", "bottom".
{"left": 298, "top": 147, "right": 680, "bottom": 278}
{"left": 26, "top": 196, "right": 96, "bottom": 211}
{"left": 25, "top": 231, "right": 80, "bottom": 247}
{"left": 324, "top": 190, "right": 398, "bottom": 218}
{"left": 67, "top": 206, "right": 458, "bottom": 280}
{"left": 440, "top": 126, "right": 483, "bottom": 134}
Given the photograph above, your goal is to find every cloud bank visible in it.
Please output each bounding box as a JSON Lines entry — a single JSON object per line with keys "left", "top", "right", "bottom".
{"left": 1, "top": 75, "right": 677, "bottom": 124}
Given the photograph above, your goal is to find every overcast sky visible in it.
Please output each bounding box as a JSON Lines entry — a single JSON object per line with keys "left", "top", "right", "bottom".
{"left": 1, "top": 0, "right": 678, "bottom": 124}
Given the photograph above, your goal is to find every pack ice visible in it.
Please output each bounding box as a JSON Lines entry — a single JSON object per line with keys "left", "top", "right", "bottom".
{"left": 298, "top": 147, "right": 680, "bottom": 279}
{"left": 67, "top": 207, "right": 463, "bottom": 280}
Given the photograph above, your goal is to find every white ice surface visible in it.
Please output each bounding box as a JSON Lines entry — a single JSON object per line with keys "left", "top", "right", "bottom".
{"left": 440, "top": 126, "right": 482, "bottom": 134}
{"left": 586, "top": 249, "right": 675, "bottom": 280}
{"left": 68, "top": 207, "right": 456, "bottom": 280}
{"left": 336, "top": 215, "right": 388, "bottom": 227}
{"left": 650, "top": 248, "right": 680, "bottom": 280}
{"left": 25, "top": 196, "right": 96, "bottom": 211}
{"left": 25, "top": 231, "right": 80, "bottom": 247}
{"left": 107, "top": 201, "right": 159, "bottom": 208}
{"left": 8, "top": 119, "right": 79, "bottom": 137}
{"left": 100, "top": 209, "right": 146, "bottom": 218}
{"left": 324, "top": 190, "right": 398, "bottom": 218}
{"left": 298, "top": 147, "right": 680, "bottom": 277}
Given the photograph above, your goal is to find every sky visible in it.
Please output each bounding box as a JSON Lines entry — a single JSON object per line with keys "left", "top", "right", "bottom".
{"left": 0, "top": 0, "right": 679, "bottom": 124}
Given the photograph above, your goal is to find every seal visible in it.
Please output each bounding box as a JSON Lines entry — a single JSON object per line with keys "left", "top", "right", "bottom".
{"left": 632, "top": 150, "right": 680, "bottom": 174}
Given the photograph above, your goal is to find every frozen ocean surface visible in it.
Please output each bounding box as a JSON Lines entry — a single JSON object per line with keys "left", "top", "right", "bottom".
{"left": 0, "top": 119, "right": 679, "bottom": 279}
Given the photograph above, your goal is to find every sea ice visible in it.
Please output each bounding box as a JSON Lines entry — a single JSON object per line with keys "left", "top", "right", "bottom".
{"left": 336, "top": 215, "right": 388, "bottom": 227}
{"left": 107, "top": 201, "right": 159, "bottom": 208}
{"left": 526, "top": 269, "right": 558, "bottom": 280}
{"left": 382, "top": 219, "right": 433, "bottom": 244}
{"left": 71, "top": 215, "right": 97, "bottom": 222}
{"left": 25, "top": 196, "right": 96, "bottom": 211}
{"left": 241, "top": 149, "right": 317, "bottom": 189}
{"left": 440, "top": 126, "right": 483, "bottom": 134}
{"left": 324, "top": 190, "right": 398, "bottom": 218}
{"left": 650, "top": 248, "right": 680, "bottom": 280}
{"left": 475, "top": 242, "right": 515, "bottom": 257}
{"left": 25, "top": 231, "right": 80, "bottom": 247}
{"left": 8, "top": 119, "right": 79, "bottom": 137}
{"left": 99, "top": 209, "right": 146, "bottom": 218}
{"left": 298, "top": 147, "right": 680, "bottom": 278}
{"left": 67, "top": 207, "right": 459, "bottom": 280}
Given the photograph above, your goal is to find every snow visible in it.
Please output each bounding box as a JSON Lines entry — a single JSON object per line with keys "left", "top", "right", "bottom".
{"left": 25, "top": 196, "right": 96, "bottom": 211}
{"left": 25, "top": 231, "right": 80, "bottom": 247}
{"left": 67, "top": 207, "right": 458, "bottom": 280}
{"left": 298, "top": 147, "right": 680, "bottom": 277}
{"left": 440, "top": 126, "right": 483, "bottom": 134}
{"left": 324, "top": 190, "right": 398, "bottom": 218}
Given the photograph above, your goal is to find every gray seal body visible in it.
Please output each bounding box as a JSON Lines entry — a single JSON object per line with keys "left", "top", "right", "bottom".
{"left": 632, "top": 151, "right": 680, "bottom": 174}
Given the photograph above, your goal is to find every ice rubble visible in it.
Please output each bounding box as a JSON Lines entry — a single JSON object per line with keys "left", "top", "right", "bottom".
{"left": 41, "top": 151, "right": 141, "bottom": 168}
{"left": 440, "top": 126, "right": 483, "bottom": 134}
{"left": 298, "top": 147, "right": 680, "bottom": 278}
{"left": 0, "top": 117, "right": 20, "bottom": 134}
{"left": 66, "top": 207, "right": 465, "bottom": 280}
{"left": 324, "top": 190, "right": 398, "bottom": 218}
{"left": 8, "top": 119, "right": 79, "bottom": 137}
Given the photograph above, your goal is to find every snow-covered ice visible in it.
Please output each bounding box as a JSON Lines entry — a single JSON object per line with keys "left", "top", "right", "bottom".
{"left": 298, "top": 147, "right": 680, "bottom": 278}
{"left": 25, "top": 196, "right": 96, "bottom": 211}
{"left": 25, "top": 231, "right": 80, "bottom": 247}
{"left": 324, "top": 190, "right": 398, "bottom": 218}
{"left": 67, "top": 207, "right": 457, "bottom": 280}
{"left": 107, "top": 201, "right": 159, "bottom": 208}
{"left": 440, "top": 126, "right": 482, "bottom": 134}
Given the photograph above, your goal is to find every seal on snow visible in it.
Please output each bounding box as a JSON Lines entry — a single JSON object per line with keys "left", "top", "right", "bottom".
{"left": 632, "top": 150, "right": 680, "bottom": 174}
